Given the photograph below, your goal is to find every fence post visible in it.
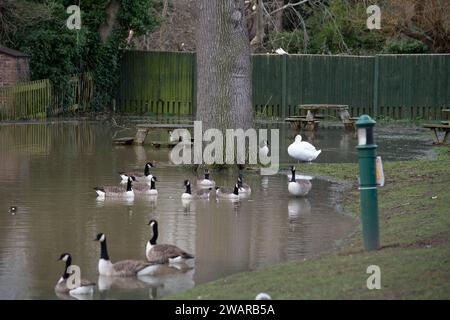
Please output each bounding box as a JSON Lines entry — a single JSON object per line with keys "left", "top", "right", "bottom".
{"left": 281, "top": 54, "right": 287, "bottom": 118}
{"left": 192, "top": 52, "right": 197, "bottom": 117}
{"left": 373, "top": 55, "right": 379, "bottom": 118}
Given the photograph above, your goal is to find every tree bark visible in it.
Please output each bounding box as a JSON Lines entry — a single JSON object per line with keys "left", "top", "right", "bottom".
{"left": 196, "top": 0, "right": 253, "bottom": 133}
{"left": 274, "top": 0, "right": 284, "bottom": 32}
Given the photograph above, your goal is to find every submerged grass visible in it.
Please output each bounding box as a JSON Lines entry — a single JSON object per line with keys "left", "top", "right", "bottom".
{"left": 168, "top": 147, "right": 450, "bottom": 300}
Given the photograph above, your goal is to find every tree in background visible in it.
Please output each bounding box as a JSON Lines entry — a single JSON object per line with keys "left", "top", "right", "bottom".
{"left": 196, "top": 0, "right": 253, "bottom": 133}
{"left": 385, "top": 0, "right": 450, "bottom": 53}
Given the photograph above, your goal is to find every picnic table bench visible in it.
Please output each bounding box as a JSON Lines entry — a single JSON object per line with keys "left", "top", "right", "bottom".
{"left": 442, "top": 109, "right": 450, "bottom": 121}
{"left": 285, "top": 104, "right": 356, "bottom": 131}
{"left": 113, "top": 123, "right": 194, "bottom": 146}
{"left": 422, "top": 123, "right": 450, "bottom": 145}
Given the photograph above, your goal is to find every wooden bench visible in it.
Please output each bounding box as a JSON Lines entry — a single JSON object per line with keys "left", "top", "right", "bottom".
{"left": 442, "top": 109, "right": 450, "bottom": 120}
{"left": 285, "top": 117, "right": 320, "bottom": 131}
{"left": 287, "top": 104, "right": 354, "bottom": 131}
{"left": 113, "top": 123, "right": 194, "bottom": 145}
{"left": 423, "top": 124, "right": 450, "bottom": 145}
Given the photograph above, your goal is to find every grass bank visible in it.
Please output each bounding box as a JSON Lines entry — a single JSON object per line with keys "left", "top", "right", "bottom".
{"left": 168, "top": 147, "right": 450, "bottom": 299}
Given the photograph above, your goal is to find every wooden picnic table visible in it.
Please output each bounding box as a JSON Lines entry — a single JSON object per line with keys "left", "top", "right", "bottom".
{"left": 285, "top": 104, "right": 356, "bottom": 131}
{"left": 113, "top": 123, "right": 194, "bottom": 146}
{"left": 423, "top": 123, "right": 450, "bottom": 145}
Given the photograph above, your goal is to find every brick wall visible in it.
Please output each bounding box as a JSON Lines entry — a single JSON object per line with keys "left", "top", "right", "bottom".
{"left": 16, "top": 57, "right": 30, "bottom": 83}
{"left": 0, "top": 53, "right": 30, "bottom": 87}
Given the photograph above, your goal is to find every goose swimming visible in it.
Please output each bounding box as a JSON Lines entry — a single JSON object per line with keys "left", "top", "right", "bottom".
{"left": 119, "top": 162, "right": 155, "bottom": 182}
{"left": 55, "top": 253, "right": 95, "bottom": 295}
{"left": 94, "top": 233, "right": 159, "bottom": 277}
{"left": 145, "top": 220, "right": 194, "bottom": 264}
{"left": 182, "top": 180, "right": 211, "bottom": 200}
{"left": 94, "top": 176, "right": 134, "bottom": 199}
{"left": 197, "top": 169, "right": 215, "bottom": 188}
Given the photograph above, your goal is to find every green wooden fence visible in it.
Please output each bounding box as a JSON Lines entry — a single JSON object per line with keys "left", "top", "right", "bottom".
{"left": 116, "top": 51, "right": 450, "bottom": 120}
{"left": 0, "top": 74, "right": 93, "bottom": 121}
{"left": 0, "top": 79, "right": 51, "bottom": 120}
{"left": 116, "top": 50, "right": 195, "bottom": 115}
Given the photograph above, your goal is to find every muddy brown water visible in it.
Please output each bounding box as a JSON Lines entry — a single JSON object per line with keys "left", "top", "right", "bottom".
{"left": 0, "top": 120, "right": 433, "bottom": 299}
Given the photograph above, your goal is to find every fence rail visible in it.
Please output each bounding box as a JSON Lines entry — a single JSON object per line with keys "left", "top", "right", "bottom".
{"left": 0, "top": 79, "right": 50, "bottom": 120}
{"left": 117, "top": 51, "right": 450, "bottom": 120}
{"left": 0, "top": 73, "right": 93, "bottom": 121}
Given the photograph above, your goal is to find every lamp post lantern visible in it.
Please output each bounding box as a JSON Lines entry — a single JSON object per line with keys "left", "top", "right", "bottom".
{"left": 356, "top": 115, "right": 380, "bottom": 251}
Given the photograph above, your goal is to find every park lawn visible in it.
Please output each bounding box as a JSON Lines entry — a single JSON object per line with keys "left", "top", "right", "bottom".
{"left": 168, "top": 147, "right": 450, "bottom": 300}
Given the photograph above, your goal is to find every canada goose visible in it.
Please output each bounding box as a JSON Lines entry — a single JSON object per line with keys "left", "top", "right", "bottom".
{"left": 288, "top": 166, "right": 312, "bottom": 197}
{"left": 132, "top": 176, "right": 158, "bottom": 195}
{"left": 182, "top": 180, "right": 211, "bottom": 200}
{"left": 55, "top": 253, "right": 95, "bottom": 295}
{"left": 145, "top": 220, "right": 194, "bottom": 264}
{"left": 94, "top": 176, "right": 134, "bottom": 199}
{"left": 216, "top": 184, "right": 239, "bottom": 200}
{"left": 94, "top": 233, "right": 159, "bottom": 277}
{"left": 197, "top": 169, "right": 215, "bottom": 188}
{"left": 119, "top": 162, "right": 154, "bottom": 182}
{"left": 287, "top": 135, "right": 321, "bottom": 162}
{"left": 259, "top": 140, "right": 269, "bottom": 159}
{"left": 237, "top": 174, "right": 251, "bottom": 194}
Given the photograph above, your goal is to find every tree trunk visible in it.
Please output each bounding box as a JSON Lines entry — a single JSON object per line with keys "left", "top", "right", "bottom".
{"left": 196, "top": 0, "right": 253, "bottom": 133}
{"left": 274, "top": 0, "right": 284, "bottom": 32}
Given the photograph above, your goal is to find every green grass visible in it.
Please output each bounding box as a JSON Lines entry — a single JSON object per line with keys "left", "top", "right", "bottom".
{"left": 168, "top": 147, "right": 450, "bottom": 300}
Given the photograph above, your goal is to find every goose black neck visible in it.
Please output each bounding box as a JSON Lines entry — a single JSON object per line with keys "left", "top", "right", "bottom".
{"left": 186, "top": 184, "right": 191, "bottom": 194}
{"left": 150, "top": 179, "right": 156, "bottom": 190}
{"left": 144, "top": 165, "right": 150, "bottom": 176}
{"left": 233, "top": 185, "right": 239, "bottom": 195}
{"left": 62, "top": 256, "right": 72, "bottom": 279}
{"left": 204, "top": 173, "right": 210, "bottom": 180}
{"left": 291, "top": 168, "right": 296, "bottom": 182}
{"left": 150, "top": 224, "right": 158, "bottom": 245}
{"left": 126, "top": 179, "right": 132, "bottom": 191}
{"left": 238, "top": 179, "right": 243, "bottom": 188}
{"left": 100, "top": 239, "right": 110, "bottom": 260}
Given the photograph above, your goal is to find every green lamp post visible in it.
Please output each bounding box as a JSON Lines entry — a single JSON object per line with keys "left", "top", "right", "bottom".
{"left": 356, "top": 115, "right": 380, "bottom": 251}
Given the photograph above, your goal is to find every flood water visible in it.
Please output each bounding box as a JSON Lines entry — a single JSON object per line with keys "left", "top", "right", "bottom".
{"left": 0, "top": 120, "right": 433, "bottom": 299}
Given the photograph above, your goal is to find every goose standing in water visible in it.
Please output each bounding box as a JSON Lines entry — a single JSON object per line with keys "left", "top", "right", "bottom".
{"left": 288, "top": 166, "right": 312, "bottom": 197}
{"left": 119, "top": 162, "right": 155, "bottom": 182}
{"left": 133, "top": 176, "right": 158, "bottom": 196}
{"left": 94, "top": 233, "right": 158, "bottom": 277}
{"left": 55, "top": 253, "right": 95, "bottom": 295}
{"left": 287, "top": 135, "right": 321, "bottom": 162}
{"left": 145, "top": 220, "right": 194, "bottom": 264}
{"left": 182, "top": 180, "right": 211, "bottom": 200}
{"left": 94, "top": 176, "right": 134, "bottom": 199}
{"left": 197, "top": 169, "right": 215, "bottom": 188}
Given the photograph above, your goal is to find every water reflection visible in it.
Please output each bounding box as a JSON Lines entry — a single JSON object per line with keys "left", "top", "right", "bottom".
{"left": 288, "top": 198, "right": 311, "bottom": 220}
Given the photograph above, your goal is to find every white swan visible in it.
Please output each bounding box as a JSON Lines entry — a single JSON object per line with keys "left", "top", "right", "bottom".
{"left": 287, "top": 135, "right": 321, "bottom": 162}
